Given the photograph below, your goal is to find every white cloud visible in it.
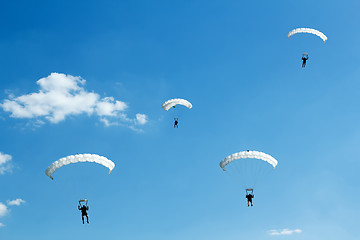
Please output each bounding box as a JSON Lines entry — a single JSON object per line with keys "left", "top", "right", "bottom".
{"left": 268, "top": 229, "right": 302, "bottom": 236}
{"left": 96, "top": 97, "right": 127, "bottom": 116}
{"left": 0, "top": 203, "right": 8, "bottom": 217}
{"left": 0, "top": 153, "right": 11, "bottom": 165}
{"left": 7, "top": 199, "right": 25, "bottom": 206}
{"left": 0, "top": 199, "right": 26, "bottom": 228}
{"left": 129, "top": 125, "right": 144, "bottom": 133}
{"left": 0, "top": 152, "right": 13, "bottom": 175}
{"left": 1, "top": 73, "right": 148, "bottom": 130}
{"left": 136, "top": 113, "right": 148, "bottom": 125}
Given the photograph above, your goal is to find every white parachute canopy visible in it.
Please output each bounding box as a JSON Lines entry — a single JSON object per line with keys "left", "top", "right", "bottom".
{"left": 287, "top": 28, "right": 327, "bottom": 43}
{"left": 45, "top": 154, "right": 115, "bottom": 180}
{"left": 161, "top": 98, "right": 192, "bottom": 111}
{"left": 220, "top": 150, "right": 278, "bottom": 171}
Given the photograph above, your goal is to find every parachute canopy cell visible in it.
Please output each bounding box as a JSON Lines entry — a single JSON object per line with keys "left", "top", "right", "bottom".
{"left": 287, "top": 28, "right": 327, "bottom": 43}
{"left": 161, "top": 98, "right": 192, "bottom": 111}
{"left": 45, "top": 154, "right": 115, "bottom": 180}
{"left": 220, "top": 150, "right": 278, "bottom": 171}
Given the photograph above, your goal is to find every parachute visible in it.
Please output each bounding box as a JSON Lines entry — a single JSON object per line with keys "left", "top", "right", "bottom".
{"left": 287, "top": 28, "right": 327, "bottom": 43}
{"left": 45, "top": 154, "right": 115, "bottom": 180}
{"left": 220, "top": 150, "right": 278, "bottom": 190}
{"left": 220, "top": 150, "right": 278, "bottom": 171}
{"left": 161, "top": 98, "right": 192, "bottom": 111}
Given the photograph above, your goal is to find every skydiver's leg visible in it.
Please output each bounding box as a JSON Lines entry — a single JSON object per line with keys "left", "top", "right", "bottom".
{"left": 82, "top": 215, "right": 85, "bottom": 224}
{"left": 86, "top": 215, "right": 89, "bottom": 223}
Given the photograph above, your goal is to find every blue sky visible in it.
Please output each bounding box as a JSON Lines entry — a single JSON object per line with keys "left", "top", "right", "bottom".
{"left": 1, "top": 0, "right": 360, "bottom": 239}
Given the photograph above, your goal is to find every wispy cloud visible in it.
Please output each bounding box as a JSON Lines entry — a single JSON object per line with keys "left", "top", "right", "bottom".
{"left": 1, "top": 73, "right": 148, "bottom": 130}
{"left": 100, "top": 112, "right": 148, "bottom": 132}
{"left": 268, "top": 229, "right": 302, "bottom": 236}
{"left": 0, "top": 152, "right": 13, "bottom": 175}
{"left": 7, "top": 199, "right": 25, "bottom": 206}
{"left": 0, "top": 223, "right": 5, "bottom": 227}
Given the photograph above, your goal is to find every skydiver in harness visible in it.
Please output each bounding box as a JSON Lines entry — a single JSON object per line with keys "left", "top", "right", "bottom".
{"left": 78, "top": 200, "right": 89, "bottom": 224}
{"left": 302, "top": 53, "right": 309, "bottom": 68}
{"left": 246, "top": 189, "right": 254, "bottom": 207}
{"left": 174, "top": 118, "right": 179, "bottom": 128}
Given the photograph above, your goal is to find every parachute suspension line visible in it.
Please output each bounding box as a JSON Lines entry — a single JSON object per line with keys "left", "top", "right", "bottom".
{"left": 172, "top": 106, "right": 182, "bottom": 120}
{"left": 250, "top": 159, "right": 256, "bottom": 189}
{"left": 249, "top": 158, "right": 259, "bottom": 188}
{"left": 238, "top": 159, "right": 247, "bottom": 189}
{"left": 231, "top": 158, "right": 248, "bottom": 190}
{"left": 227, "top": 166, "right": 239, "bottom": 188}
{"left": 254, "top": 159, "right": 262, "bottom": 187}
{"left": 227, "top": 157, "right": 275, "bottom": 190}
{"left": 223, "top": 162, "right": 245, "bottom": 193}
{"left": 249, "top": 159, "right": 261, "bottom": 189}
{"left": 252, "top": 158, "right": 265, "bottom": 189}
{"left": 227, "top": 159, "right": 239, "bottom": 186}
{"left": 253, "top": 158, "right": 274, "bottom": 189}
{"left": 249, "top": 158, "right": 260, "bottom": 189}
{"left": 226, "top": 164, "right": 236, "bottom": 177}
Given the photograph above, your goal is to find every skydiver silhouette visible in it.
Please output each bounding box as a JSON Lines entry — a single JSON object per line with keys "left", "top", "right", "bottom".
{"left": 174, "top": 118, "right": 179, "bottom": 128}
{"left": 78, "top": 203, "right": 89, "bottom": 224}
{"left": 246, "top": 193, "right": 254, "bottom": 207}
{"left": 302, "top": 54, "right": 309, "bottom": 68}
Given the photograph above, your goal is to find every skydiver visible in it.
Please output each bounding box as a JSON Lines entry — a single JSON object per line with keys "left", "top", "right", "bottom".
{"left": 302, "top": 54, "right": 309, "bottom": 68}
{"left": 174, "top": 118, "right": 179, "bottom": 128}
{"left": 246, "top": 193, "right": 254, "bottom": 207}
{"left": 78, "top": 203, "right": 89, "bottom": 224}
